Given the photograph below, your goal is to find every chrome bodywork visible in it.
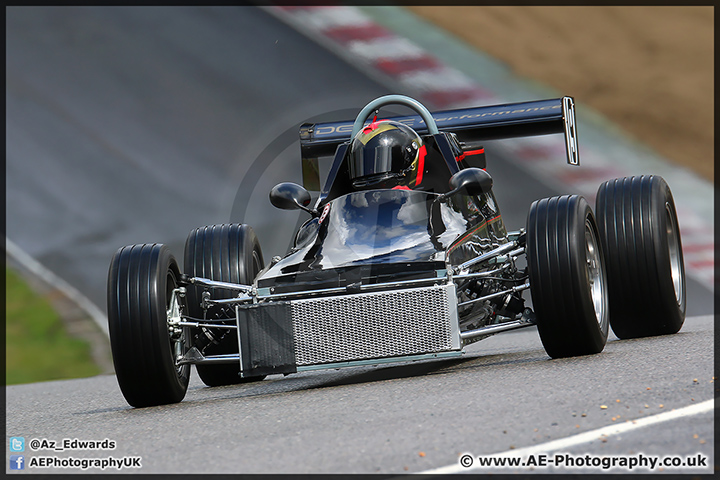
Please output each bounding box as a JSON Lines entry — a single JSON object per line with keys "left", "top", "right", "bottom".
{"left": 174, "top": 224, "right": 534, "bottom": 373}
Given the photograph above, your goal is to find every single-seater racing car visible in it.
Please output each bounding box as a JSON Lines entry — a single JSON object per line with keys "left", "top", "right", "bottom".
{"left": 107, "top": 94, "right": 686, "bottom": 407}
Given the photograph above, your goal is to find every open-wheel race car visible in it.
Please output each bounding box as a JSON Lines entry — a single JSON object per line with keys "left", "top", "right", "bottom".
{"left": 107, "top": 95, "right": 686, "bottom": 407}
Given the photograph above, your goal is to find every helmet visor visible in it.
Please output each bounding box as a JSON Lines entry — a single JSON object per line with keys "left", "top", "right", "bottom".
{"left": 349, "top": 143, "right": 397, "bottom": 179}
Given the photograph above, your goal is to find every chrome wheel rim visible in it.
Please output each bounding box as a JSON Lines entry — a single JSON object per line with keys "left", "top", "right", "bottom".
{"left": 585, "top": 219, "right": 608, "bottom": 330}
{"left": 665, "top": 203, "right": 683, "bottom": 304}
{"left": 166, "top": 273, "right": 188, "bottom": 377}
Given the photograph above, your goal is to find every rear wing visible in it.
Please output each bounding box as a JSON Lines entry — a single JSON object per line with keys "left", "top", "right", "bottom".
{"left": 299, "top": 97, "right": 579, "bottom": 189}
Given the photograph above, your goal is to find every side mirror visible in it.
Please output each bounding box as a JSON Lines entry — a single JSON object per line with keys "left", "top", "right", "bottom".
{"left": 269, "top": 182, "right": 316, "bottom": 215}
{"left": 442, "top": 168, "right": 493, "bottom": 200}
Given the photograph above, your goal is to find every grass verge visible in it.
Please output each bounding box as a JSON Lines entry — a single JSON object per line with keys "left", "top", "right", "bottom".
{"left": 6, "top": 267, "right": 101, "bottom": 385}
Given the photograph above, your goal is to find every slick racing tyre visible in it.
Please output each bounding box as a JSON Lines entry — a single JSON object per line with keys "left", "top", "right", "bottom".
{"left": 527, "top": 195, "right": 609, "bottom": 358}
{"left": 595, "top": 176, "right": 686, "bottom": 338}
{"left": 184, "top": 224, "right": 266, "bottom": 386}
{"left": 107, "top": 244, "right": 190, "bottom": 407}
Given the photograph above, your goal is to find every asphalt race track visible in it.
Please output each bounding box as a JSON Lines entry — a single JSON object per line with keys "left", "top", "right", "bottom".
{"left": 5, "top": 316, "right": 715, "bottom": 474}
{"left": 6, "top": 7, "right": 715, "bottom": 475}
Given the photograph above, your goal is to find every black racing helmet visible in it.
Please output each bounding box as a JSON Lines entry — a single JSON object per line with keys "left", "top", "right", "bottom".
{"left": 348, "top": 120, "right": 424, "bottom": 189}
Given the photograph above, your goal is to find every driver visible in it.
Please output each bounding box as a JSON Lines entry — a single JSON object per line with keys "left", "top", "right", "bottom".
{"left": 347, "top": 120, "right": 427, "bottom": 190}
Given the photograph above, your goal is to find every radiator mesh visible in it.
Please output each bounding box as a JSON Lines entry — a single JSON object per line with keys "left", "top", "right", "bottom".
{"left": 290, "top": 284, "right": 458, "bottom": 366}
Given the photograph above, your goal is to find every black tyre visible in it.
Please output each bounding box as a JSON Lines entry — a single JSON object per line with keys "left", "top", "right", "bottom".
{"left": 184, "top": 224, "right": 265, "bottom": 386}
{"left": 526, "top": 195, "right": 609, "bottom": 358}
{"left": 595, "top": 175, "right": 686, "bottom": 338}
{"left": 107, "top": 244, "right": 190, "bottom": 407}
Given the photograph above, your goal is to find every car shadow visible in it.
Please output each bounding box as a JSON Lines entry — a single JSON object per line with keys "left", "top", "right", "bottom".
{"left": 93, "top": 350, "right": 550, "bottom": 412}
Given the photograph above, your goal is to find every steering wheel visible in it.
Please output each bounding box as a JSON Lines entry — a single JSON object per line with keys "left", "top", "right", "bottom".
{"left": 350, "top": 94, "right": 439, "bottom": 138}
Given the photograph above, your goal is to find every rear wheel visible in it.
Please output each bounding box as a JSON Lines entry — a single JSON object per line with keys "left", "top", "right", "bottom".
{"left": 184, "top": 224, "right": 265, "bottom": 386}
{"left": 526, "top": 195, "right": 609, "bottom": 358}
{"left": 107, "top": 244, "right": 190, "bottom": 407}
{"left": 595, "top": 175, "right": 686, "bottom": 338}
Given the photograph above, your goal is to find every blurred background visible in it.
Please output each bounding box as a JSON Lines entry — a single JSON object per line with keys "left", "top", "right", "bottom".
{"left": 409, "top": 6, "right": 713, "bottom": 181}
{"left": 5, "top": 6, "right": 713, "bottom": 384}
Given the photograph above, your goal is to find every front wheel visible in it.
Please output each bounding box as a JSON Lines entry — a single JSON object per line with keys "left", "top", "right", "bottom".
{"left": 107, "top": 244, "right": 190, "bottom": 407}
{"left": 526, "top": 195, "right": 609, "bottom": 358}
